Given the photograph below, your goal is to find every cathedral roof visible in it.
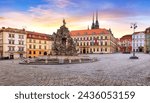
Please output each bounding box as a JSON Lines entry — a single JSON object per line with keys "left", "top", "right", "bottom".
{"left": 70, "top": 28, "right": 110, "bottom": 36}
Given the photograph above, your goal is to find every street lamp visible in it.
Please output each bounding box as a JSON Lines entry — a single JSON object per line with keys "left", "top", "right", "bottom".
{"left": 129, "top": 23, "right": 139, "bottom": 59}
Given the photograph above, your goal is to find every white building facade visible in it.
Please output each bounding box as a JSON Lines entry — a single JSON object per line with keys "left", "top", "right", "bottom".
{"left": 132, "top": 32, "right": 145, "bottom": 52}
{"left": 70, "top": 29, "right": 117, "bottom": 54}
{"left": 0, "top": 27, "right": 27, "bottom": 59}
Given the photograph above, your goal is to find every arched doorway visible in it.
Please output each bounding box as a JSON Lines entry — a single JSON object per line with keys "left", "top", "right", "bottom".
{"left": 139, "top": 47, "right": 144, "bottom": 52}
{"left": 44, "top": 52, "right": 47, "bottom": 55}
{"left": 10, "top": 54, "right": 14, "bottom": 59}
{"left": 20, "top": 54, "right": 23, "bottom": 58}
{"left": 83, "top": 48, "right": 86, "bottom": 54}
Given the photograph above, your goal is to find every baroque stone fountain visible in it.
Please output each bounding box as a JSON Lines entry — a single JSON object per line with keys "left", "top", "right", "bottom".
{"left": 52, "top": 19, "right": 77, "bottom": 56}
{"left": 20, "top": 19, "right": 97, "bottom": 65}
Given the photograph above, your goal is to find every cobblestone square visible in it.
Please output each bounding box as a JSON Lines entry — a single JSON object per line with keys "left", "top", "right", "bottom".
{"left": 0, "top": 53, "right": 150, "bottom": 86}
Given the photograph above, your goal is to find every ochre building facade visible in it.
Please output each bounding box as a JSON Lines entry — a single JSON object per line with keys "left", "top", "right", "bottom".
{"left": 26, "top": 31, "right": 53, "bottom": 58}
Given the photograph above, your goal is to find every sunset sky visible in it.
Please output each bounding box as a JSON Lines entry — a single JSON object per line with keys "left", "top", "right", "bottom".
{"left": 0, "top": 0, "right": 150, "bottom": 38}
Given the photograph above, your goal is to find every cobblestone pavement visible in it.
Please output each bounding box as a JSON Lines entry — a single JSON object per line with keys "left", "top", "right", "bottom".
{"left": 0, "top": 53, "right": 150, "bottom": 86}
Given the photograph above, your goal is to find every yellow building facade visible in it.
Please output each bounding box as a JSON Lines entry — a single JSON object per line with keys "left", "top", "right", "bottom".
{"left": 26, "top": 31, "right": 53, "bottom": 58}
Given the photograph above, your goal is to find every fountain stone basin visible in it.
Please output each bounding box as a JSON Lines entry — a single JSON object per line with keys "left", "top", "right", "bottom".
{"left": 19, "top": 56, "right": 98, "bottom": 65}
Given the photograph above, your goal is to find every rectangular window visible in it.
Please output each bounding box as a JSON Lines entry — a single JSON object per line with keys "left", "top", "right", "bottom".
{"left": 9, "top": 40, "right": 11, "bottom": 44}
{"left": 33, "top": 45, "right": 36, "bottom": 49}
{"left": 29, "top": 39, "right": 32, "bottom": 43}
{"left": 101, "top": 42, "right": 103, "bottom": 46}
{"left": 93, "top": 48, "right": 95, "bottom": 52}
{"left": 19, "top": 41, "right": 24, "bottom": 45}
{"left": 9, "top": 34, "right": 15, "bottom": 38}
{"left": 9, "top": 34, "right": 11, "bottom": 38}
{"left": 87, "top": 42, "right": 89, "bottom": 46}
{"left": 18, "top": 47, "right": 24, "bottom": 51}
{"left": 39, "top": 45, "right": 41, "bottom": 49}
{"left": 19, "top": 35, "right": 21, "bottom": 39}
{"left": 29, "top": 45, "right": 32, "bottom": 49}
{"left": 84, "top": 42, "right": 85, "bottom": 46}
{"left": 12, "top": 34, "right": 15, "bottom": 38}
{"left": 8, "top": 46, "right": 15, "bottom": 51}
{"left": 90, "top": 37, "right": 92, "bottom": 40}
{"left": 105, "top": 42, "right": 107, "bottom": 46}
{"left": 12, "top": 47, "right": 15, "bottom": 51}
{"left": 8, "top": 40, "right": 15, "bottom": 44}
{"left": 29, "top": 51, "right": 32, "bottom": 54}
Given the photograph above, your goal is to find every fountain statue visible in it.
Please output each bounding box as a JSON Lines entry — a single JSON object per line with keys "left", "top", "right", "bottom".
{"left": 52, "top": 19, "right": 77, "bottom": 56}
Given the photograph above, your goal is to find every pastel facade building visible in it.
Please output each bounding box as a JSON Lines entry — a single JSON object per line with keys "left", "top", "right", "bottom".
{"left": 120, "top": 35, "right": 132, "bottom": 53}
{"left": 132, "top": 31, "right": 145, "bottom": 52}
{"left": 0, "top": 27, "right": 27, "bottom": 59}
{"left": 144, "top": 27, "right": 150, "bottom": 53}
{"left": 26, "top": 31, "right": 53, "bottom": 58}
{"left": 70, "top": 29, "right": 117, "bottom": 54}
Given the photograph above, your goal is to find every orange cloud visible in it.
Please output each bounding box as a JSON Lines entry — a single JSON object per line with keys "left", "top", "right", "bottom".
{"left": 0, "top": 3, "right": 149, "bottom": 38}
{"left": 0, "top": 17, "right": 5, "bottom": 20}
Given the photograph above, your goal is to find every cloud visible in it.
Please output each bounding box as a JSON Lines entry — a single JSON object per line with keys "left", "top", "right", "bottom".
{"left": 0, "top": 17, "right": 5, "bottom": 20}
{"left": 45, "top": 0, "right": 77, "bottom": 8}
{"left": 0, "top": 0, "right": 150, "bottom": 38}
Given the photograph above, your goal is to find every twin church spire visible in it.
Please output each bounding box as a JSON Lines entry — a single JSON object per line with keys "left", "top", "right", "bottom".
{"left": 91, "top": 11, "right": 99, "bottom": 29}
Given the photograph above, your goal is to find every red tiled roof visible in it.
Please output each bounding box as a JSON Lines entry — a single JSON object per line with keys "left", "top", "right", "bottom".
{"left": 70, "top": 28, "right": 110, "bottom": 36}
{"left": 27, "top": 31, "right": 52, "bottom": 40}
{"left": 120, "top": 34, "right": 132, "bottom": 41}
{"left": 0, "top": 27, "right": 26, "bottom": 34}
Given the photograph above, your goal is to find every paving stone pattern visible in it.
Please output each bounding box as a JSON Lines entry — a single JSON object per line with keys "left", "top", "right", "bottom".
{"left": 0, "top": 53, "right": 150, "bottom": 86}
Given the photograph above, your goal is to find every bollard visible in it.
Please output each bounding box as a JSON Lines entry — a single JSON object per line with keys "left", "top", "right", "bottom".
{"left": 79, "top": 59, "right": 82, "bottom": 63}
{"left": 69, "top": 59, "right": 72, "bottom": 63}
{"left": 27, "top": 59, "right": 30, "bottom": 64}
{"left": 45, "top": 59, "right": 48, "bottom": 64}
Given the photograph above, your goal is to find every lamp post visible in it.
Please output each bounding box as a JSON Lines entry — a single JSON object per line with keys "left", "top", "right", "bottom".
{"left": 129, "top": 23, "right": 139, "bottom": 59}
